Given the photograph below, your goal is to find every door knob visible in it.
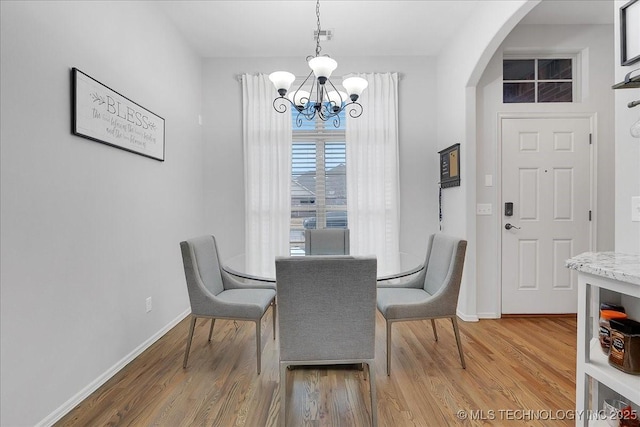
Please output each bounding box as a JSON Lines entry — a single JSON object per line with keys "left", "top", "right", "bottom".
{"left": 505, "top": 223, "right": 521, "bottom": 230}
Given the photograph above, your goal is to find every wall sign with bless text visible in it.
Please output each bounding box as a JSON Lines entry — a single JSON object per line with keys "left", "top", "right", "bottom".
{"left": 72, "top": 68, "right": 165, "bottom": 161}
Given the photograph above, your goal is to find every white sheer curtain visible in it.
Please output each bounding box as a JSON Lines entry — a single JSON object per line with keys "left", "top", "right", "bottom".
{"left": 346, "top": 72, "right": 400, "bottom": 275}
{"left": 242, "top": 74, "right": 292, "bottom": 277}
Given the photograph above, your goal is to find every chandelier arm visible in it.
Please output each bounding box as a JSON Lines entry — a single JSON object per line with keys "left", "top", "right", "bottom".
{"left": 325, "top": 78, "right": 340, "bottom": 95}
{"left": 297, "top": 69, "right": 315, "bottom": 92}
{"left": 325, "top": 78, "right": 343, "bottom": 110}
{"left": 317, "top": 102, "right": 340, "bottom": 128}
{"left": 273, "top": 97, "right": 291, "bottom": 114}
{"left": 345, "top": 102, "right": 364, "bottom": 119}
{"left": 317, "top": 103, "right": 328, "bottom": 121}
{"left": 300, "top": 103, "right": 317, "bottom": 121}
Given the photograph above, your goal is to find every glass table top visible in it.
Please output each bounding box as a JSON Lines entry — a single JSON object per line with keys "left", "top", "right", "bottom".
{"left": 222, "top": 252, "right": 425, "bottom": 283}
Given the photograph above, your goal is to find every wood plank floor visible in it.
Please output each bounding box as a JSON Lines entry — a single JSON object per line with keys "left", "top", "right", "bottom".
{"left": 56, "top": 311, "right": 576, "bottom": 426}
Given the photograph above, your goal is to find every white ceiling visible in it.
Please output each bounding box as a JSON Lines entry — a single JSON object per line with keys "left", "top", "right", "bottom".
{"left": 154, "top": 0, "right": 614, "bottom": 59}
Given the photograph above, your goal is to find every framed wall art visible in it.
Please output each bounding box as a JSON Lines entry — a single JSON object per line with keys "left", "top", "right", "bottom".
{"left": 71, "top": 68, "right": 165, "bottom": 161}
{"left": 621, "top": 0, "right": 640, "bottom": 66}
{"left": 439, "top": 143, "right": 460, "bottom": 189}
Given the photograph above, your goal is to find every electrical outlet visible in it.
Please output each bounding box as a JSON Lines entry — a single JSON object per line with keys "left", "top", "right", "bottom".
{"left": 632, "top": 196, "right": 640, "bottom": 222}
{"left": 476, "top": 203, "right": 492, "bottom": 215}
{"left": 146, "top": 297, "right": 152, "bottom": 313}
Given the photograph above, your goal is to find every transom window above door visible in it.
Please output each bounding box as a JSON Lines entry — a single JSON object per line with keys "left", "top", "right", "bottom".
{"left": 503, "top": 56, "right": 575, "bottom": 103}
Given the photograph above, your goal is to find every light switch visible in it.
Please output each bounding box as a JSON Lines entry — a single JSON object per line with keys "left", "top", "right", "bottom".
{"left": 632, "top": 196, "right": 640, "bottom": 222}
{"left": 476, "top": 203, "right": 492, "bottom": 215}
{"left": 485, "top": 174, "right": 493, "bottom": 187}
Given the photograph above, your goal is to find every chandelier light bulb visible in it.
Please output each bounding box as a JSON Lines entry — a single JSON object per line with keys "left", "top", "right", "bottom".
{"left": 342, "top": 77, "right": 368, "bottom": 101}
{"left": 308, "top": 57, "right": 338, "bottom": 83}
{"left": 288, "top": 90, "right": 310, "bottom": 109}
{"left": 269, "top": 71, "right": 296, "bottom": 96}
{"left": 327, "top": 90, "right": 348, "bottom": 111}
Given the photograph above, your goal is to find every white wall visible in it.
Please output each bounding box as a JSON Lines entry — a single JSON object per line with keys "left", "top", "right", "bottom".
{"left": 614, "top": 0, "right": 640, "bottom": 254}
{"left": 201, "top": 56, "right": 439, "bottom": 261}
{"left": 436, "top": 0, "right": 538, "bottom": 320}
{"left": 0, "top": 2, "right": 204, "bottom": 426}
{"left": 475, "top": 24, "right": 615, "bottom": 318}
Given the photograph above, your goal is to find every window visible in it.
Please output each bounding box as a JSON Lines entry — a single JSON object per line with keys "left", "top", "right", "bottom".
{"left": 503, "top": 57, "right": 574, "bottom": 103}
{"left": 289, "top": 109, "right": 347, "bottom": 255}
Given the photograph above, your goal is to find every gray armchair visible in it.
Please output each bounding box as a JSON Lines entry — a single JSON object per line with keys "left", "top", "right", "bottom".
{"left": 377, "top": 233, "right": 467, "bottom": 375}
{"left": 275, "top": 255, "right": 377, "bottom": 427}
{"left": 180, "top": 235, "right": 276, "bottom": 374}
{"left": 304, "top": 228, "right": 350, "bottom": 255}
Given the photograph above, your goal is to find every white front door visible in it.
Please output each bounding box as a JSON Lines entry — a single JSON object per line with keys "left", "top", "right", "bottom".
{"left": 501, "top": 116, "right": 592, "bottom": 314}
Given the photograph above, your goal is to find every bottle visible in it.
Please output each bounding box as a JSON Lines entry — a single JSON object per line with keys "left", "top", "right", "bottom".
{"left": 609, "top": 318, "right": 640, "bottom": 375}
{"left": 599, "top": 310, "right": 628, "bottom": 354}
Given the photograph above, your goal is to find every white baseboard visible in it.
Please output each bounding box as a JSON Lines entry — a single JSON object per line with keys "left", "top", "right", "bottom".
{"left": 456, "top": 309, "right": 479, "bottom": 322}
{"left": 477, "top": 312, "right": 501, "bottom": 319}
{"left": 36, "top": 309, "right": 191, "bottom": 427}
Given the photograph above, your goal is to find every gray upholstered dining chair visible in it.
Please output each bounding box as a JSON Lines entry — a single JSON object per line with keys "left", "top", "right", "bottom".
{"left": 275, "top": 255, "right": 377, "bottom": 427}
{"left": 377, "top": 233, "right": 467, "bottom": 375}
{"left": 304, "top": 228, "right": 350, "bottom": 255}
{"left": 180, "top": 235, "right": 276, "bottom": 374}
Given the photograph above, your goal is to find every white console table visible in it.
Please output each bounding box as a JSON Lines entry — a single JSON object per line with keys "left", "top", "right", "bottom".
{"left": 566, "top": 252, "right": 640, "bottom": 427}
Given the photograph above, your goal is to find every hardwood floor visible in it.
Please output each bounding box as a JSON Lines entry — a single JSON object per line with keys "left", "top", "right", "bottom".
{"left": 56, "top": 311, "right": 576, "bottom": 426}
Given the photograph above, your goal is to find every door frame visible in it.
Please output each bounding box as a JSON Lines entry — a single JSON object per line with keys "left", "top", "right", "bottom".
{"left": 496, "top": 112, "right": 597, "bottom": 316}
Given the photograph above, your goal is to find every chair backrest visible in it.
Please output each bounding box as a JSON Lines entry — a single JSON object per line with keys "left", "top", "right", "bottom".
{"left": 276, "top": 256, "right": 376, "bottom": 362}
{"left": 304, "top": 228, "right": 350, "bottom": 255}
{"left": 180, "top": 236, "right": 225, "bottom": 314}
{"left": 424, "top": 233, "right": 467, "bottom": 300}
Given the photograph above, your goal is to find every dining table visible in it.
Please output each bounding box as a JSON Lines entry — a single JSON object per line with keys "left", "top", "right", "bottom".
{"left": 222, "top": 252, "right": 425, "bottom": 284}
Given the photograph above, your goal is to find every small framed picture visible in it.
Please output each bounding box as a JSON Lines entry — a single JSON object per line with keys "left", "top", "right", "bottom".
{"left": 621, "top": 0, "right": 640, "bottom": 66}
{"left": 438, "top": 143, "right": 461, "bottom": 189}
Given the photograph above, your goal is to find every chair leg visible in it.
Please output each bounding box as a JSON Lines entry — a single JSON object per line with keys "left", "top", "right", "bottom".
{"left": 183, "top": 316, "right": 197, "bottom": 368}
{"left": 430, "top": 318, "right": 438, "bottom": 341}
{"left": 367, "top": 361, "right": 378, "bottom": 427}
{"left": 208, "top": 318, "right": 215, "bottom": 342}
{"left": 386, "top": 320, "right": 392, "bottom": 376}
{"left": 280, "top": 363, "right": 287, "bottom": 427}
{"left": 272, "top": 300, "right": 277, "bottom": 340}
{"left": 256, "top": 319, "right": 262, "bottom": 374}
{"left": 451, "top": 317, "right": 466, "bottom": 369}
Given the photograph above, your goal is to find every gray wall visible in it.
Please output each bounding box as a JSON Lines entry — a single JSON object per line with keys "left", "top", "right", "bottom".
{"left": 0, "top": 2, "right": 204, "bottom": 425}
{"left": 613, "top": 0, "right": 640, "bottom": 254}
{"left": 435, "top": 0, "right": 537, "bottom": 320}
{"left": 613, "top": 0, "right": 640, "bottom": 319}
{"left": 475, "top": 24, "right": 615, "bottom": 317}
{"left": 201, "top": 56, "right": 439, "bottom": 260}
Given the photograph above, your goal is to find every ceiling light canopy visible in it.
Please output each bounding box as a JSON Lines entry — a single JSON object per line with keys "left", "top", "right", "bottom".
{"left": 269, "top": 0, "right": 368, "bottom": 128}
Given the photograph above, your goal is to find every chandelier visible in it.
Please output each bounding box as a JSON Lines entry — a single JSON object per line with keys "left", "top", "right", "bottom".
{"left": 269, "top": 0, "right": 368, "bottom": 128}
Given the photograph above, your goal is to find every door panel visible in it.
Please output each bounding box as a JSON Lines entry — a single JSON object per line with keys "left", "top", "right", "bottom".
{"left": 519, "top": 169, "right": 539, "bottom": 219}
{"left": 501, "top": 117, "right": 591, "bottom": 314}
{"left": 554, "top": 169, "right": 573, "bottom": 220}
{"left": 553, "top": 239, "right": 573, "bottom": 289}
{"left": 518, "top": 240, "right": 538, "bottom": 289}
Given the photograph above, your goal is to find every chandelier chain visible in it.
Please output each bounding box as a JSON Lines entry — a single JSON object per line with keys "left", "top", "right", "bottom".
{"left": 315, "top": 0, "right": 322, "bottom": 57}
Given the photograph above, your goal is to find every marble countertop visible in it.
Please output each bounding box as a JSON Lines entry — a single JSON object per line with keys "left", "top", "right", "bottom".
{"left": 565, "top": 252, "right": 640, "bottom": 285}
